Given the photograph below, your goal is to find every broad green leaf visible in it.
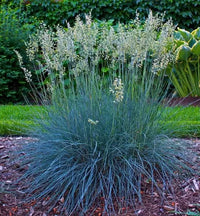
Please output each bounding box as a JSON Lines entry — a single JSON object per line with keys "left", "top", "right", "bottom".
{"left": 177, "top": 28, "right": 193, "bottom": 42}
{"left": 176, "top": 45, "right": 191, "bottom": 61}
{"left": 191, "top": 27, "right": 200, "bottom": 40}
{"left": 188, "top": 37, "right": 197, "bottom": 48}
{"left": 191, "top": 41, "right": 200, "bottom": 56}
{"left": 174, "top": 31, "right": 184, "bottom": 41}
{"left": 175, "top": 40, "right": 185, "bottom": 48}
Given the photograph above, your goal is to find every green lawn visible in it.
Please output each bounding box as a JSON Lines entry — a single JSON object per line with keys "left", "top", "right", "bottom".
{"left": 0, "top": 105, "right": 199, "bottom": 137}
{"left": 0, "top": 105, "right": 42, "bottom": 135}
{"left": 162, "top": 106, "right": 200, "bottom": 137}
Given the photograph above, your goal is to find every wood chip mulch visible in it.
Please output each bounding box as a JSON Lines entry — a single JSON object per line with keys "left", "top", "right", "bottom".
{"left": 0, "top": 137, "right": 199, "bottom": 216}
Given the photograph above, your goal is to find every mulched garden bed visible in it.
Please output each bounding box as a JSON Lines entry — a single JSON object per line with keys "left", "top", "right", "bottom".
{"left": 0, "top": 136, "right": 199, "bottom": 216}
{"left": 166, "top": 97, "right": 200, "bottom": 107}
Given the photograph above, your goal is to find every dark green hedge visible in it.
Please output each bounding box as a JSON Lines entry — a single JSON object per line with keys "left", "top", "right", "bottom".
{"left": 136, "top": 0, "right": 200, "bottom": 30}
{"left": 0, "top": 6, "right": 32, "bottom": 104}
{"left": 9, "top": 0, "right": 200, "bottom": 29}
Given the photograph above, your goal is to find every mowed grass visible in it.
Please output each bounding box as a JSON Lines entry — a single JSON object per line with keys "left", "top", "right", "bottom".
{"left": 162, "top": 106, "right": 200, "bottom": 137}
{"left": 0, "top": 105, "right": 199, "bottom": 137}
{"left": 0, "top": 105, "right": 43, "bottom": 135}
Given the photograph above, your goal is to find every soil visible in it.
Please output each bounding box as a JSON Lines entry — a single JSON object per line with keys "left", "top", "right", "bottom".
{"left": 0, "top": 137, "right": 200, "bottom": 216}
{"left": 166, "top": 97, "right": 200, "bottom": 107}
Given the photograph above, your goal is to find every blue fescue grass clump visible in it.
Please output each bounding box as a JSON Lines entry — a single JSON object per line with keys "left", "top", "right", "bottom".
{"left": 15, "top": 14, "right": 196, "bottom": 215}
{"left": 17, "top": 80, "right": 193, "bottom": 215}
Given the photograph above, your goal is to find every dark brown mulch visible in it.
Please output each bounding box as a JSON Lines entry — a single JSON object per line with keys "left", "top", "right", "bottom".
{"left": 0, "top": 137, "right": 199, "bottom": 216}
{"left": 166, "top": 96, "right": 200, "bottom": 107}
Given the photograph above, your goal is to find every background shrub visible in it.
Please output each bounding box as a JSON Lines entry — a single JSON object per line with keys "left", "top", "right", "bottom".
{"left": 136, "top": 0, "right": 200, "bottom": 30}
{"left": 5, "top": 0, "right": 138, "bottom": 27}
{"left": 0, "top": 5, "right": 34, "bottom": 104}
{"left": 6, "top": 0, "right": 200, "bottom": 29}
